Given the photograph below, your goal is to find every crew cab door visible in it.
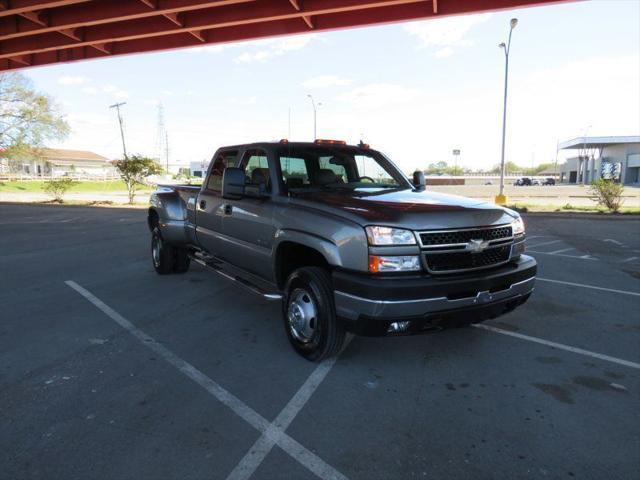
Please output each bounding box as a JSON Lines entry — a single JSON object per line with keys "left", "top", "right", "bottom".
{"left": 220, "top": 148, "right": 277, "bottom": 281}
{"left": 195, "top": 149, "right": 238, "bottom": 256}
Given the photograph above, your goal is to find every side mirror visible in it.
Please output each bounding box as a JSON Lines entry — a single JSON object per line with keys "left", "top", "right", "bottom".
{"left": 413, "top": 170, "right": 426, "bottom": 190}
{"left": 222, "top": 167, "right": 245, "bottom": 199}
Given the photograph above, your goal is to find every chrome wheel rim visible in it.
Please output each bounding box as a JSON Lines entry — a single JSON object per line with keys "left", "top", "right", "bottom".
{"left": 152, "top": 235, "right": 161, "bottom": 267}
{"left": 287, "top": 288, "right": 318, "bottom": 343}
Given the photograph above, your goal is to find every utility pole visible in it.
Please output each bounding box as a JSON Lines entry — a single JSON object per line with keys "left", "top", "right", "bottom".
{"left": 165, "top": 131, "right": 169, "bottom": 173}
{"left": 496, "top": 18, "right": 518, "bottom": 205}
{"left": 109, "top": 102, "right": 127, "bottom": 159}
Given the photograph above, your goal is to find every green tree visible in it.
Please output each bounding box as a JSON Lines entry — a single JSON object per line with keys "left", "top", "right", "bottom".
{"left": 113, "top": 154, "right": 163, "bottom": 204}
{"left": 0, "top": 73, "right": 69, "bottom": 163}
{"left": 43, "top": 177, "right": 77, "bottom": 203}
{"left": 589, "top": 179, "right": 624, "bottom": 212}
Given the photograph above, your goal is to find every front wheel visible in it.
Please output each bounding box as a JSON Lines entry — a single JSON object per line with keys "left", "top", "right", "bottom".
{"left": 282, "top": 267, "right": 345, "bottom": 362}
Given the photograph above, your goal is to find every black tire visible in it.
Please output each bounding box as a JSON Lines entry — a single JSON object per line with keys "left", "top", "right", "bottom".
{"left": 151, "top": 227, "right": 191, "bottom": 275}
{"left": 173, "top": 248, "right": 191, "bottom": 274}
{"left": 282, "top": 267, "right": 345, "bottom": 362}
{"left": 151, "top": 227, "right": 174, "bottom": 274}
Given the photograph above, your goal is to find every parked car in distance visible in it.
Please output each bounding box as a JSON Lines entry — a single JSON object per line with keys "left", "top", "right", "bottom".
{"left": 513, "top": 177, "right": 532, "bottom": 186}
{"left": 531, "top": 178, "right": 541, "bottom": 186}
{"left": 148, "top": 140, "right": 536, "bottom": 361}
{"left": 542, "top": 177, "right": 556, "bottom": 186}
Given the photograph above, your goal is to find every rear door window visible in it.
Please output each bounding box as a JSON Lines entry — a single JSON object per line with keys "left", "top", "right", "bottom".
{"left": 205, "top": 150, "right": 238, "bottom": 192}
{"left": 241, "top": 149, "right": 271, "bottom": 191}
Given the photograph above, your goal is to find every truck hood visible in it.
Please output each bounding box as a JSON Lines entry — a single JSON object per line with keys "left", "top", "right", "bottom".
{"left": 289, "top": 187, "right": 517, "bottom": 230}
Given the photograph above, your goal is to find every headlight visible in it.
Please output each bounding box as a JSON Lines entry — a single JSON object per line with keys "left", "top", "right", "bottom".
{"left": 365, "top": 226, "right": 416, "bottom": 245}
{"left": 369, "top": 255, "right": 421, "bottom": 273}
{"left": 512, "top": 217, "right": 525, "bottom": 236}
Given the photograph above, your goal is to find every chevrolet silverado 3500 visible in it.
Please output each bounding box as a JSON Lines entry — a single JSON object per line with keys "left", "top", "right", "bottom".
{"left": 148, "top": 140, "right": 536, "bottom": 361}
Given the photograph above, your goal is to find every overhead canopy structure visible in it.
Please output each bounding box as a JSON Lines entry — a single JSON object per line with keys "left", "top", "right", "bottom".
{"left": 0, "top": 0, "right": 572, "bottom": 72}
{"left": 559, "top": 136, "right": 640, "bottom": 150}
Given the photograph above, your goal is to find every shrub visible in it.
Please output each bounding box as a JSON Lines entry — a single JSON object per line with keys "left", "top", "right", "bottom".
{"left": 113, "top": 154, "right": 163, "bottom": 204}
{"left": 589, "top": 179, "right": 624, "bottom": 213}
{"left": 43, "top": 177, "right": 77, "bottom": 202}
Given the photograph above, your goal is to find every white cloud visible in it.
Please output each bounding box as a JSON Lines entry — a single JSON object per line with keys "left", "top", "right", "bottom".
{"left": 434, "top": 47, "right": 454, "bottom": 59}
{"left": 81, "top": 87, "right": 98, "bottom": 95}
{"left": 336, "top": 83, "right": 422, "bottom": 109}
{"left": 229, "top": 96, "right": 257, "bottom": 105}
{"left": 302, "top": 75, "right": 352, "bottom": 89}
{"left": 403, "top": 13, "right": 492, "bottom": 57}
{"left": 58, "top": 75, "right": 90, "bottom": 85}
{"left": 102, "top": 84, "right": 129, "bottom": 99}
{"left": 233, "top": 34, "right": 316, "bottom": 63}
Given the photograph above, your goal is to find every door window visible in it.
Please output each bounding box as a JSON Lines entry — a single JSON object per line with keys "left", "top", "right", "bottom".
{"left": 205, "top": 150, "right": 238, "bottom": 192}
{"left": 319, "top": 156, "right": 347, "bottom": 183}
{"left": 280, "top": 156, "right": 310, "bottom": 188}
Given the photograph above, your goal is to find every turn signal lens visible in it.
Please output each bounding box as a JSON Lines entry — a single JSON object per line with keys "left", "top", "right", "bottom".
{"left": 368, "top": 255, "right": 421, "bottom": 273}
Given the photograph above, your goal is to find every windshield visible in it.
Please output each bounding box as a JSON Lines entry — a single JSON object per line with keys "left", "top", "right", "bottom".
{"left": 277, "top": 145, "right": 410, "bottom": 192}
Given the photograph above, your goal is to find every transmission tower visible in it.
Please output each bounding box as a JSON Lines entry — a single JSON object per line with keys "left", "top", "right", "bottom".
{"left": 154, "top": 103, "right": 169, "bottom": 172}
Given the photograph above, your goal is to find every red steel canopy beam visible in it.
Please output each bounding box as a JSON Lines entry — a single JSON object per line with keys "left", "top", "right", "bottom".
{"left": 0, "top": 0, "right": 576, "bottom": 71}
{"left": 0, "top": 0, "right": 90, "bottom": 18}
{"left": 0, "top": 0, "right": 432, "bottom": 59}
{"left": 0, "top": 0, "right": 254, "bottom": 40}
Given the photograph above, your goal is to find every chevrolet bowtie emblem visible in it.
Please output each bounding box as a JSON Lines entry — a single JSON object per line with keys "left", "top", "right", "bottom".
{"left": 466, "top": 238, "right": 490, "bottom": 253}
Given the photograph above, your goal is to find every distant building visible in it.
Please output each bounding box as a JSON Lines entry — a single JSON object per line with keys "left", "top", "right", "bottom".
{"left": 558, "top": 136, "right": 640, "bottom": 185}
{"left": 190, "top": 160, "right": 210, "bottom": 178}
{"left": 1, "top": 148, "right": 116, "bottom": 178}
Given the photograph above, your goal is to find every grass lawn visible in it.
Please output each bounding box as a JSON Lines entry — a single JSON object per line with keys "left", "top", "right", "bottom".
{"left": 508, "top": 202, "right": 640, "bottom": 214}
{"left": 0, "top": 180, "right": 152, "bottom": 193}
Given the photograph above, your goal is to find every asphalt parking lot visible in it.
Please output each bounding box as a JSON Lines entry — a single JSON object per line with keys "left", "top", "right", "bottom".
{"left": 1, "top": 203, "right": 639, "bottom": 480}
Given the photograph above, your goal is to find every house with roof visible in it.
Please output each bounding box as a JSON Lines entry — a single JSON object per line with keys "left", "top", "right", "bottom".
{"left": 1, "top": 148, "right": 117, "bottom": 178}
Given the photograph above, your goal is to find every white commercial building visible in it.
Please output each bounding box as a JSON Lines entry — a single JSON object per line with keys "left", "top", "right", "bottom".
{"left": 190, "top": 160, "right": 210, "bottom": 178}
{"left": 558, "top": 136, "right": 640, "bottom": 185}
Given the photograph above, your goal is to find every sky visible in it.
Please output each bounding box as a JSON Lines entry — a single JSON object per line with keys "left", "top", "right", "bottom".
{"left": 22, "top": 0, "right": 640, "bottom": 174}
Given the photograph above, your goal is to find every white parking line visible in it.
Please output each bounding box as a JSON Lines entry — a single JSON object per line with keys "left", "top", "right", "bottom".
{"left": 547, "top": 247, "right": 575, "bottom": 255}
{"left": 620, "top": 256, "right": 638, "bottom": 264}
{"left": 527, "top": 239, "right": 562, "bottom": 249}
{"left": 474, "top": 324, "right": 640, "bottom": 370}
{"left": 227, "top": 337, "right": 352, "bottom": 480}
{"left": 537, "top": 277, "right": 640, "bottom": 297}
{"left": 65, "top": 280, "right": 348, "bottom": 480}
{"left": 528, "top": 250, "right": 597, "bottom": 260}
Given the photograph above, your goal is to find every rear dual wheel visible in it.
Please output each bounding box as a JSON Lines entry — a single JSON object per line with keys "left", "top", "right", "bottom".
{"left": 151, "top": 227, "right": 190, "bottom": 274}
{"left": 283, "top": 267, "right": 345, "bottom": 362}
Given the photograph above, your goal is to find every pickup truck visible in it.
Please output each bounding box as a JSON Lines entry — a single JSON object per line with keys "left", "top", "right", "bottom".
{"left": 148, "top": 140, "right": 536, "bottom": 361}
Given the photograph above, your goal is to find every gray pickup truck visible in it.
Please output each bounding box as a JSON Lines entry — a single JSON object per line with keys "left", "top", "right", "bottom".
{"left": 148, "top": 140, "right": 536, "bottom": 361}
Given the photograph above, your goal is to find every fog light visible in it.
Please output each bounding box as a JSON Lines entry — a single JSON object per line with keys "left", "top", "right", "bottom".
{"left": 387, "top": 321, "right": 410, "bottom": 333}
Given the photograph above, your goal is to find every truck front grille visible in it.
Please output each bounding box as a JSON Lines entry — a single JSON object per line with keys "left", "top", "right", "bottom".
{"left": 424, "top": 245, "right": 512, "bottom": 273}
{"left": 419, "top": 225, "right": 512, "bottom": 247}
{"left": 418, "top": 224, "right": 514, "bottom": 274}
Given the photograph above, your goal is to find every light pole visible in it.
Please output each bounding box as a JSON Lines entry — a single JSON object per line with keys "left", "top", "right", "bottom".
{"left": 496, "top": 18, "right": 518, "bottom": 205}
{"left": 307, "top": 94, "right": 322, "bottom": 140}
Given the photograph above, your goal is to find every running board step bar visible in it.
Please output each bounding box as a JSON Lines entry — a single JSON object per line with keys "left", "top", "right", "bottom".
{"left": 190, "top": 256, "right": 282, "bottom": 301}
